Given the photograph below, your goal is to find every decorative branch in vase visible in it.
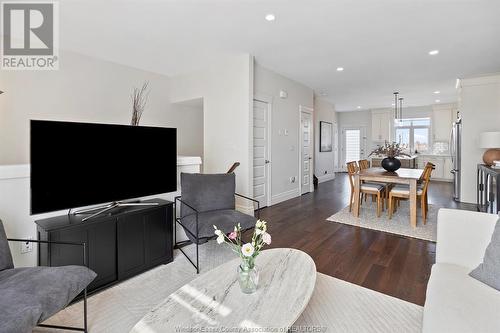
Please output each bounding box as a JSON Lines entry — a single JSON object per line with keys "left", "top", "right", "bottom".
{"left": 369, "top": 141, "right": 411, "bottom": 172}
{"left": 130, "top": 81, "right": 150, "bottom": 126}
{"left": 213, "top": 220, "right": 271, "bottom": 294}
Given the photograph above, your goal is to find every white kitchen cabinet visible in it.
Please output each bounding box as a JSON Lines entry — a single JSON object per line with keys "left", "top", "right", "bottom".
{"left": 432, "top": 105, "right": 455, "bottom": 142}
{"left": 372, "top": 110, "right": 392, "bottom": 142}
{"left": 417, "top": 155, "right": 453, "bottom": 182}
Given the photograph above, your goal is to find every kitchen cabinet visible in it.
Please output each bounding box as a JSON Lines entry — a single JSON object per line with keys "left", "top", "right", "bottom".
{"left": 432, "top": 105, "right": 455, "bottom": 142}
{"left": 372, "top": 110, "right": 392, "bottom": 142}
{"left": 417, "top": 155, "right": 453, "bottom": 181}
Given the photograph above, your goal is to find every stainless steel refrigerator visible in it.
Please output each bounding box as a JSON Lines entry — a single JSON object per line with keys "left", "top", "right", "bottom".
{"left": 450, "top": 113, "right": 462, "bottom": 201}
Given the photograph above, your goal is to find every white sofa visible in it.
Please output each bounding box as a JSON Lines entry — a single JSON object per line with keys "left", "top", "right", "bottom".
{"left": 423, "top": 208, "right": 500, "bottom": 332}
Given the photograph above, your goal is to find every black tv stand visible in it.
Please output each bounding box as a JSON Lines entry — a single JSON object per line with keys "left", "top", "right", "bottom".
{"left": 36, "top": 199, "right": 173, "bottom": 293}
{"left": 72, "top": 200, "right": 159, "bottom": 222}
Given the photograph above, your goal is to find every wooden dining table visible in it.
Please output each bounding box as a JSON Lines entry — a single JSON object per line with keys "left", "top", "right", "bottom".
{"left": 352, "top": 167, "right": 425, "bottom": 228}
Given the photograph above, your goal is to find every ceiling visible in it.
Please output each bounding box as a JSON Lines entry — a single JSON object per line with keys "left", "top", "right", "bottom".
{"left": 61, "top": 0, "right": 500, "bottom": 111}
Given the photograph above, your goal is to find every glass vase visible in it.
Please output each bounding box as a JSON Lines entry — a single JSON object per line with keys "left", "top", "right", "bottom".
{"left": 237, "top": 258, "right": 259, "bottom": 294}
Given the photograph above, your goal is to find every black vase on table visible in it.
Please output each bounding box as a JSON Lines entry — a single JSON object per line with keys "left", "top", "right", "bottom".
{"left": 381, "top": 157, "right": 401, "bottom": 172}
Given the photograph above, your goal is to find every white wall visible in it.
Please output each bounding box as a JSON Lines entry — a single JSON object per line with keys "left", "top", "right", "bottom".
{"left": 169, "top": 54, "right": 254, "bottom": 201}
{"left": 0, "top": 51, "right": 203, "bottom": 165}
{"left": 458, "top": 73, "right": 500, "bottom": 203}
{"left": 253, "top": 64, "right": 314, "bottom": 204}
{"left": 314, "top": 96, "right": 337, "bottom": 182}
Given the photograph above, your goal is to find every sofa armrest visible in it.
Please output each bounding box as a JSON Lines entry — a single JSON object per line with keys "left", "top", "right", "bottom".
{"left": 436, "top": 208, "right": 498, "bottom": 269}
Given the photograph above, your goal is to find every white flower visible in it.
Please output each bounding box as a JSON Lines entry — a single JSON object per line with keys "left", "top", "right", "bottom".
{"left": 214, "top": 229, "right": 222, "bottom": 236}
{"left": 262, "top": 232, "right": 272, "bottom": 245}
{"left": 256, "top": 220, "right": 263, "bottom": 228}
{"left": 241, "top": 243, "right": 255, "bottom": 257}
{"left": 216, "top": 235, "right": 224, "bottom": 244}
{"left": 255, "top": 228, "right": 263, "bottom": 235}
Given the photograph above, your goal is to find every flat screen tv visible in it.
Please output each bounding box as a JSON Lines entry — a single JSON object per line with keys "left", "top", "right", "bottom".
{"left": 31, "top": 120, "right": 177, "bottom": 214}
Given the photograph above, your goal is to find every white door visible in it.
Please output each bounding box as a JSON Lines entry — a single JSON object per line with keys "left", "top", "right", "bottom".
{"left": 342, "top": 127, "right": 365, "bottom": 169}
{"left": 253, "top": 100, "right": 270, "bottom": 208}
{"left": 300, "top": 110, "right": 313, "bottom": 195}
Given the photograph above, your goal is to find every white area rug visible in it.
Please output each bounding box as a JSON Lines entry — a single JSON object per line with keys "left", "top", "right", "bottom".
{"left": 36, "top": 241, "right": 422, "bottom": 333}
{"left": 327, "top": 200, "right": 438, "bottom": 242}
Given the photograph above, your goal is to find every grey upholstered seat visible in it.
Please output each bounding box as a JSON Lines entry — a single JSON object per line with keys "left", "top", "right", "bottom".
{"left": 181, "top": 209, "right": 257, "bottom": 243}
{"left": 0, "top": 220, "right": 96, "bottom": 333}
{"left": 179, "top": 173, "right": 257, "bottom": 244}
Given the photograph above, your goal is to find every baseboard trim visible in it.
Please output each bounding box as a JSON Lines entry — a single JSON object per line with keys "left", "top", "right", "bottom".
{"left": 317, "top": 174, "right": 335, "bottom": 183}
{"left": 271, "top": 188, "right": 300, "bottom": 206}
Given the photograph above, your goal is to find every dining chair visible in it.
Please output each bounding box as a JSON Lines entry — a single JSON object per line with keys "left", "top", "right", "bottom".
{"left": 358, "top": 159, "right": 370, "bottom": 170}
{"left": 388, "top": 164, "right": 433, "bottom": 224}
{"left": 393, "top": 162, "right": 435, "bottom": 211}
{"left": 346, "top": 161, "right": 386, "bottom": 217}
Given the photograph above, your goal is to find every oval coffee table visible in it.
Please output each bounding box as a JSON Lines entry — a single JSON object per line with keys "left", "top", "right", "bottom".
{"left": 130, "top": 248, "right": 316, "bottom": 332}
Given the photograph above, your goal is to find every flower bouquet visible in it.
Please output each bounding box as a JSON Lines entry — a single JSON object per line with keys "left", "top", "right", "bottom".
{"left": 213, "top": 220, "right": 271, "bottom": 294}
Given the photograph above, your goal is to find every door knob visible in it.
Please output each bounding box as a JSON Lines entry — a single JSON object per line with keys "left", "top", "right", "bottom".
{"left": 265, "top": 160, "right": 270, "bottom": 164}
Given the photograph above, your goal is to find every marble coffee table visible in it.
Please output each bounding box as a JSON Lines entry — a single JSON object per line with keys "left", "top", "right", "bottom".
{"left": 130, "top": 248, "right": 316, "bottom": 332}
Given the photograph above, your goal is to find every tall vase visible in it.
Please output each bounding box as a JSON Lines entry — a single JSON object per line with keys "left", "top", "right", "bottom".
{"left": 237, "top": 257, "right": 259, "bottom": 294}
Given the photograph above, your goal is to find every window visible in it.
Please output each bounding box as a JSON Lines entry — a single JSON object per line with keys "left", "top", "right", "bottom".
{"left": 394, "top": 118, "right": 431, "bottom": 153}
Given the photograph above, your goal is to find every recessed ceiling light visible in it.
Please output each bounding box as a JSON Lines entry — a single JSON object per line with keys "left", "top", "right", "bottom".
{"left": 336, "top": 67, "right": 344, "bottom": 72}
{"left": 434, "top": 90, "right": 440, "bottom": 94}
{"left": 265, "top": 14, "right": 275, "bottom": 21}
{"left": 428, "top": 50, "right": 439, "bottom": 55}
{"left": 435, "top": 99, "right": 440, "bottom": 103}
{"left": 357, "top": 106, "right": 362, "bottom": 109}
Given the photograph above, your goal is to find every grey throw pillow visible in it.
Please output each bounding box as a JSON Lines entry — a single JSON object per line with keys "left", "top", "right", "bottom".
{"left": 469, "top": 219, "right": 500, "bottom": 291}
{"left": 0, "top": 220, "right": 14, "bottom": 271}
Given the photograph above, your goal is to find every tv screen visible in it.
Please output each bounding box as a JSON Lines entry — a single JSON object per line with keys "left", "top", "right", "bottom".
{"left": 31, "top": 120, "right": 177, "bottom": 214}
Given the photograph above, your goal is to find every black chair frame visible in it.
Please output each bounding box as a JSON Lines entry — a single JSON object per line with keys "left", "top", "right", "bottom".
{"left": 7, "top": 238, "right": 89, "bottom": 333}
{"left": 174, "top": 193, "right": 260, "bottom": 274}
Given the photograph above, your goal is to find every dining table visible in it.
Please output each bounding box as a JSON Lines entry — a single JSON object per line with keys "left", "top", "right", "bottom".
{"left": 352, "top": 167, "right": 425, "bottom": 228}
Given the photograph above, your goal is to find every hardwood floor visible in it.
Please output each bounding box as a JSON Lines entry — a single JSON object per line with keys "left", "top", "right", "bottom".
{"left": 255, "top": 173, "right": 476, "bottom": 306}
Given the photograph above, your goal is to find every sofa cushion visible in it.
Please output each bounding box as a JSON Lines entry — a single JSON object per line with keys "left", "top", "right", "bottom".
{"left": 423, "top": 263, "right": 500, "bottom": 333}
{"left": 180, "top": 209, "right": 256, "bottom": 244}
{"left": 180, "top": 173, "right": 236, "bottom": 214}
{"left": 0, "top": 266, "right": 96, "bottom": 333}
{"left": 470, "top": 219, "right": 500, "bottom": 291}
{"left": 0, "top": 220, "right": 14, "bottom": 272}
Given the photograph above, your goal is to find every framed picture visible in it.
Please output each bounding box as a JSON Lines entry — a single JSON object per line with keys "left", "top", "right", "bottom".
{"left": 320, "top": 121, "right": 333, "bottom": 152}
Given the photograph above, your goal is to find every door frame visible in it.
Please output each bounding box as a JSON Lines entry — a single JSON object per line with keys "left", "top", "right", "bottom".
{"left": 340, "top": 126, "right": 367, "bottom": 170}
{"left": 299, "top": 105, "right": 314, "bottom": 195}
{"left": 253, "top": 93, "right": 273, "bottom": 208}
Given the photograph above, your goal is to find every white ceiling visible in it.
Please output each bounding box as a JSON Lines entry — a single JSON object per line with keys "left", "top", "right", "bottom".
{"left": 61, "top": 0, "right": 500, "bottom": 111}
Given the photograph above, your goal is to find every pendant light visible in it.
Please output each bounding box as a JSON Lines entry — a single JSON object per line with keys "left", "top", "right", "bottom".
{"left": 393, "top": 92, "right": 399, "bottom": 119}
{"left": 399, "top": 97, "right": 404, "bottom": 120}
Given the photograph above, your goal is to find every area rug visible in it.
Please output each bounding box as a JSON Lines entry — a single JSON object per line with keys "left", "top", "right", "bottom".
{"left": 36, "top": 241, "right": 422, "bottom": 333}
{"left": 327, "top": 200, "right": 438, "bottom": 241}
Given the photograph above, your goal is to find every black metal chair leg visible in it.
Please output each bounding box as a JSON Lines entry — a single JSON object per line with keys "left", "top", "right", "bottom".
{"left": 196, "top": 241, "right": 199, "bottom": 274}
{"left": 83, "top": 288, "right": 88, "bottom": 333}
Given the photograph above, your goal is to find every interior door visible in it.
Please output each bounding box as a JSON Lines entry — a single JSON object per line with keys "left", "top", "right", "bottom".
{"left": 301, "top": 111, "right": 313, "bottom": 195}
{"left": 253, "top": 99, "right": 270, "bottom": 208}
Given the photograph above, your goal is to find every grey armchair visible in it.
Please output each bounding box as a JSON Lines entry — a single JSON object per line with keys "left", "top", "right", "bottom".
{"left": 175, "top": 172, "right": 259, "bottom": 273}
{"left": 0, "top": 220, "right": 96, "bottom": 333}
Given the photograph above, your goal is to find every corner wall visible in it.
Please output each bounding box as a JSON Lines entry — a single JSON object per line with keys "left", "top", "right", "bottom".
{"left": 169, "top": 54, "right": 254, "bottom": 200}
